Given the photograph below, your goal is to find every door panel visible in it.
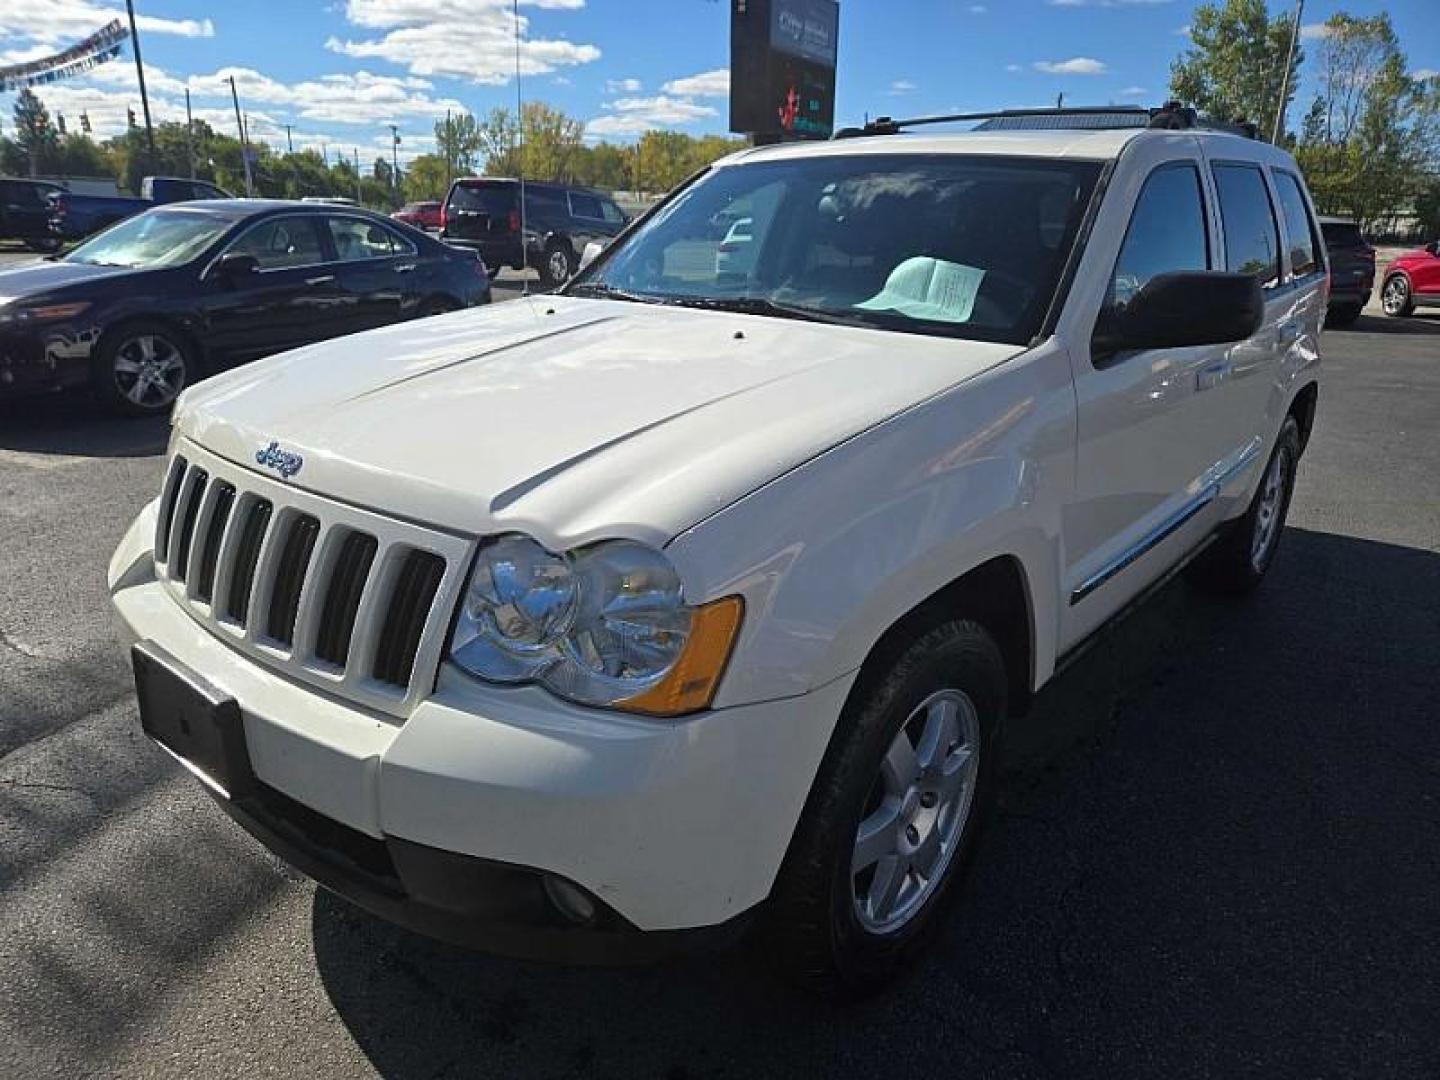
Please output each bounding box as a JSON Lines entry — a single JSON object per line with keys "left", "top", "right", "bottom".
{"left": 1411, "top": 250, "right": 1440, "bottom": 295}
{"left": 325, "top": 216, "right": 413, "bottom": 331}
{"left": 1060, "top": 146, "right": 1240, "bottom": 649}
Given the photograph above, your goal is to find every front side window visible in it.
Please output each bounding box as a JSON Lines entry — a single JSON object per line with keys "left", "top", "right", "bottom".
{"left": 601, "top": 199, "right": 625, "bottom": 224}
{"left": 227, "top": 216, "right": 326, "bottom": 270}
{"left": 1107, "top": 163, "right": 1209, "bottom": 310}
{"left": 574, "top": 154, "right": 1103, "bottom": 345}
{"left": 1272, "top": 171, "right": 1321, "bottom": 278}
{"left": 568, "top": 192, "right": 603, "bottom": 219}
{"left": 1213, "top": 163, "right": 1281, "bottom": 287}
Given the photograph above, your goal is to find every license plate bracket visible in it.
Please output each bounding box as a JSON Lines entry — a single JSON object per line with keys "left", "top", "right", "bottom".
{"left": 132, "top": 641, "right": 256, "bottom": 800}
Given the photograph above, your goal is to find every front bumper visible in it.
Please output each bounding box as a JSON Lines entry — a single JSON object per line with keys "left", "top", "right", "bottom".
{"left": 0, "top": 323, "right": 96, "bottom": 399}
{"left": 110, "top": 501, "right": 851, "bottom": 947}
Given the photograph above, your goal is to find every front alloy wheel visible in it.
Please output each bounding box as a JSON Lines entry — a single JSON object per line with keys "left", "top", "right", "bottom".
{"left": 94, "top": 322, "right": 191, "bottom": 417}
{"left": 852, "top": 689, "right": 981, "bottom": 933}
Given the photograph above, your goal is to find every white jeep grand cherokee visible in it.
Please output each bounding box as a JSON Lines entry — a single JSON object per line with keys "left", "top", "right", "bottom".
{"left": 110, "top": 116, "right": 1324, "bottom": 993}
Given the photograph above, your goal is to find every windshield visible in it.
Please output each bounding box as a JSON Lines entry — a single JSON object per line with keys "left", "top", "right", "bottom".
{"left": 66, "top": 209, "right": 234, "bottom": 269}
{"left": 573, "top": 153, "right": 1102, "bottom": 344}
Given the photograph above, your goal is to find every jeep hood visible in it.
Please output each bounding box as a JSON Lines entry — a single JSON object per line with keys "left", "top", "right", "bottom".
{"left": 176, "top": 296, "right": 1020, "bottom": 548}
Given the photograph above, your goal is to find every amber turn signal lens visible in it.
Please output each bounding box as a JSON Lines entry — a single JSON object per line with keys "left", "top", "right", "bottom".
{"left": 620, "top": 595, "right": 744, "bottom": 717}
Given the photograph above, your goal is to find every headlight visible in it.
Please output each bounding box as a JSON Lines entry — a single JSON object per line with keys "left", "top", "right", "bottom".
{"left": 450, "top": 534, "right": 743, "bottom": 717}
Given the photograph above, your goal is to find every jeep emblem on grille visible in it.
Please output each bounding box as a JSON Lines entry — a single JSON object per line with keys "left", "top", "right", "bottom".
{"left": 255, "top": 441, "right": 304, "bottom": 479}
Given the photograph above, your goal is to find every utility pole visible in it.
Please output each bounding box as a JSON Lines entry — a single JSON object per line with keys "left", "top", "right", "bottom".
{"left": 184, "top": 88, "right": 194, "bottom": 178}
{"left": 353, "top": 147, "right": 361, "bottom": 203}
{"left": 444, "top": 108, "right": 452, "bottom": 186}
{"left": 124, "top": 0, "right": 156, "bottom": 168}
{"left": 1272, "top": 0, "right": 1304, "bottom": 144}
{"left": 284, "top": 123, "right": 294, "bottom": 154}
{"left": 389, "top": 124, "right": 400, "bottom": 191}
{"left": 229, "top": 75, "right": 254, "bottom": 196}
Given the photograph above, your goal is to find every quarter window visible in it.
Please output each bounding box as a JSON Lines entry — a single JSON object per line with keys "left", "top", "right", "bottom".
{"left": 1212, "top": 163, "right": 1281, "bottom": 286}
{"left": 227, "top": 217, "right": 326, "bottom": 270}
{"left": 327, "top": 217, "right": 412, "bottom": 260}
{"left": 1107, "top": 163, "right": 1209, "bottom": 310}
{"left": 1272, "top": 171, "right": 1321, "bottom": 278}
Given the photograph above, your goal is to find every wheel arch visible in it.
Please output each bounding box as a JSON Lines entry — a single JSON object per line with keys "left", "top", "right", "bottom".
{"left": 1287, "top": 381, "right": 1319, "bottom": 454}
{"left": 843, "top": 554, "right": 1035, "bottom": 721}
{"left": 96, "top": 312, "right": 205, "bottom": 370}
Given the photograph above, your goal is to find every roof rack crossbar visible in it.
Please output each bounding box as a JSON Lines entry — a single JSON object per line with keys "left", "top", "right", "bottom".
{"left": 833, "top": 102, "right": 1258, "bottom": 140}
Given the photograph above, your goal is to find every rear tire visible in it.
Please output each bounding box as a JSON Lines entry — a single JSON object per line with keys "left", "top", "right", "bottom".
{"left": 1381, "top": 274, "right": 1415, "bottom": 317}
{"left": 1185, "top": 417, "right": 1301, "bottom": 596}
{"left": 1324, "top": 303, "right": 1362, "bottom": 328}
{"left": 539, "top": 242, "right": 575, "bottom": 288}
{"left": 417, "top": 296, "right": 460, "bottom": 318}
{"left": 761, "top": 620, "right": 1005, "bottom": 997}
{"left": 92, "top": 320, "right": 192, "bottom": 418}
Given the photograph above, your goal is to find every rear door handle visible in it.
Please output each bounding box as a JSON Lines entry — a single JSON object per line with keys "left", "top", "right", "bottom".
{"left": 1196, "top": 360, "right": 1230, "bottom": 391}
{"left": 394, "top": 263, "right": 416, "bottom": 273}
{"left": 1278, "top": 321, "right": 1301, "bottom": 346}
{"left": 305, "top": 274, "right": 335, "bottom": 286}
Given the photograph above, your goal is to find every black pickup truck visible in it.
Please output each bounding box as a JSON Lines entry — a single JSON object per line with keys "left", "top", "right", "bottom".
{"left": 49, "top": 176, "right": 231, "bottom": 240}
{"left": 0, "top": 177, "right": 67, "bottom": 252}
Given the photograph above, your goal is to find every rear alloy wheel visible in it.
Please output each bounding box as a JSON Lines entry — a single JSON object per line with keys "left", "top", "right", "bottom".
{"left": 1185, "top": 416, "right": 1301, "bottom": 595}
{"left": 1381, "top": 274, "right": 1415, "bottom": 317}
{"left": 94, "top": 323, "right": 191, "bottom": 417}
{"left": 540, "top": 242, "right": 575, "bottom": 288}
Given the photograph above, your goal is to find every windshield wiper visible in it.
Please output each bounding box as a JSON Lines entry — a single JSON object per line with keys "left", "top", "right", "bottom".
{"left": 660, "top": 295, "right": 873, "bottom": 328}
{"left": 565, "top": 282, "right": 664, "bottom": 305}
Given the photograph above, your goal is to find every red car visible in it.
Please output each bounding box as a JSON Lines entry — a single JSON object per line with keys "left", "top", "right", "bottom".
{"left": 392, "top": 200, "right": 442, "bottom": 231}
{"left": 1380, "top": 239, "right": 1440, "bottom": 317}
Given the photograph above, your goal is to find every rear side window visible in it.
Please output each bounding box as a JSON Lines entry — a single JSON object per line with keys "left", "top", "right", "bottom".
{"left": 1321, "top": 221, "right": 1364, "bottom": 249}
{"left": 568, "top": 192, "right": 603, "bottom": 219}
{"left": 1212, "top": 164, "right": 1280, "bottom": 287}
{"left": 1272, "top": 171, "right": 1321, "bottom": 278}
{"left": 448, "top": 183, "right": 515, "bottom": 214}
{"left": 1107, "top": 163, "right": 1209, "bottom": 310}
{"left": 601, "top": 200, "right": 625, "bottom": 225}
{"left": 228, "top": 216, "right": 326, "bottom": 270}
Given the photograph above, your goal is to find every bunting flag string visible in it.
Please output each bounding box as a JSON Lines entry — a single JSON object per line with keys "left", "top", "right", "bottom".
{"left": 0, "top": 21, "right": 127, "bottom": 94}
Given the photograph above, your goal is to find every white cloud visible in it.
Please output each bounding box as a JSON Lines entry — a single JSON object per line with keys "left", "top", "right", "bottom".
{"left": 1300, "top": 23, "right": 1331, "bottom": 40}
{"left": 326, "top": 0, "right": 599, "bottom": 84}
{"left": 185, "top": 66, "right": 464, "bottom": 125}
{"left": 1174, "top": 24, "right": 1191, "bottom": 37}
{"left": 969, "top": 3, "right": 988, "bottom": 11}
{"left": 586, "top": 93, "right": 718, "bottom": 139}
{"left": 888, "top": 79, "right": 918, "bottom": 95}
{"left": 1117, "top": 86, "right": 1148, "bottom": 96}
{"left": 1414, "top": 69, "right": 1438, "bottom": 81}
{"left": 1048, "top": 0, "right": 1172, "bottom": 6}
{"left": 605, "top": 77, "right": 642, "bottom": 93}
{"left": 661, "top": 68, "right": 729, "bottom": 97}
{"left": 1005, "top": 63, "right": 1022, "bottom": 72}
{"left": 0, "top": 2, "right": 212, "bottom": 45}
{"left": 1033, "top": 57, "right": 1109, "bottom": 75}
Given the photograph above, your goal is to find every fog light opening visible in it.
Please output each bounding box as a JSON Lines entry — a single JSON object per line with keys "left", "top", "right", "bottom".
{"left": 543, "top": 874, "right": 597, "bottom": 925}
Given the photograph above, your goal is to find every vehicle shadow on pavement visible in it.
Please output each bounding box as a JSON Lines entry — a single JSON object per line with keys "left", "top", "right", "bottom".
{"left": 1339, "top": 312, "right": 1440, "bottom": 335}
{"left": 0, "top": 392, "right": 168, "bottom": 458}
{"left": 310, "top": 526, "right": 1440, "bottom": 1080}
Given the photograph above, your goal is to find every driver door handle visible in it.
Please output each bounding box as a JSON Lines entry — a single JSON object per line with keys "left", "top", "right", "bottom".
{"left": 1278, "top": 320, "right": 1301, "bottom": 346}
{"left": 305, "top": 274, "right": 335, "bottom": 286}
{"left": 394, "top": 263, "right": 416, "bottom": 273}
{"left": 1196, "top": 360, "right": 1230, "bottom": 391}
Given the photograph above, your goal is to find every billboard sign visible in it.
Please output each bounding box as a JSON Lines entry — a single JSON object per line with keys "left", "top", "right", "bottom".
{"left": 730, "top": 0, "right": 838, "bottom": 141}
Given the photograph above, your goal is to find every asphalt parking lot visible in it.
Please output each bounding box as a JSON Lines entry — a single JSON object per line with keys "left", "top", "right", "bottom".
{"left": 1, "top": 242, "right": 1438, "bottom": 1077}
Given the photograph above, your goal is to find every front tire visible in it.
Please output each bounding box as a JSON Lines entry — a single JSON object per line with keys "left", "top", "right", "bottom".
{"left": 1185, "top": 416, "right": 1301, "bottom": 596}
{"left": 762, "top": 620, "right": 1005, "bottom": 997}
{"left": 92, "top": 321, "right": 192, "bottom": 417}
{"left": 1381, "top": 274, "right": 1415, "bottom": 317}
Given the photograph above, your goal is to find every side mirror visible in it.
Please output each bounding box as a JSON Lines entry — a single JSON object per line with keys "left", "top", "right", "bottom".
{"left": 211, "top": 252, "right": 258, "bottom": 282}
{"left": 578, "top": 241, "right": 604, "bottom": 273}
{"left": 1092, "top": 271, "right": 1263, "bottom": 360}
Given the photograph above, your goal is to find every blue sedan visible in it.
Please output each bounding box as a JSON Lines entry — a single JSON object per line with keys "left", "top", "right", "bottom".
{"left": 0, "top": 200, "right": 491, "bottom": 416}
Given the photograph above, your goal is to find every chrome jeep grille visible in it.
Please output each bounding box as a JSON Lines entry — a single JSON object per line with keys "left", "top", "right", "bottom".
{"left": 154, "top": 442, "right": 473, "bottom": 718}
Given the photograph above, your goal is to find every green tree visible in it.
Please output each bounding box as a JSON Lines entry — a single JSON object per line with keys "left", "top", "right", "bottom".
{"left": 13, "top": 87, "right": 61, "bottom": 176}
{"left": 477, "top": 102, "right": 584, "bottom": 181}
{"left": 636, "top": 130, "right": 696, "bottom": 192}
{"left": 1170, "top": 0, "right": 1302, "bottom": 140}
{"left": 403, "top": 153, "right": 451, "bottom": 201}
{"left": 435, "top": 112, "right": 483, "bottom": 175}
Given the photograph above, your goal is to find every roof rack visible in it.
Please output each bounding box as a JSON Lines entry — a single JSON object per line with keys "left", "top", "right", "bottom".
{"left": 833, "top": 102, "right": 1258, "bottom": 140}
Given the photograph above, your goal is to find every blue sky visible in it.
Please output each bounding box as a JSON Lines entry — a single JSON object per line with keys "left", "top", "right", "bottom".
{"left": 1, "top": 0, "right": 1435, "bottom": 168}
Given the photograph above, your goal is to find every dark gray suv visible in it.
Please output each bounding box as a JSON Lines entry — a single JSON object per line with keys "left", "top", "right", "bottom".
{"left": 439, "top": 179, "right": 629, "bottom": 287}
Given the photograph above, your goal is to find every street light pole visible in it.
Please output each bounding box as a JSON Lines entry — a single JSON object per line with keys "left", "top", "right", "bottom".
{"left": 124, "top": 0, "right": 156, "bottom": 168}
{"left": 229, "top": 75, "right": 254, "bottom": 196}
{"left": 185, "top": 87, "right": 194, "bottom": 179}
{"left": 1273, "top": 0, "right": 1304, "bottom": 144}
{"left": 389, "top": 124, "right": 400, "bottom": 191}
{"left": 285, "top": 123, "right": 294, "bottom": 154}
